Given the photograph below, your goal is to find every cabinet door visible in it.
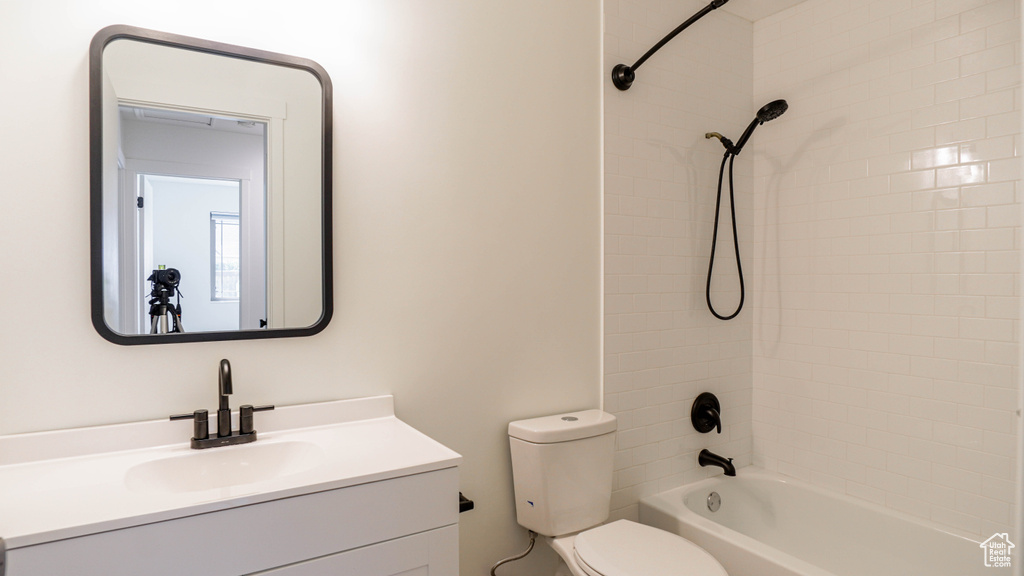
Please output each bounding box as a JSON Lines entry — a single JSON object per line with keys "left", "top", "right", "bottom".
{"left": 251, "top": 525, "right": 457, "bottom": 576}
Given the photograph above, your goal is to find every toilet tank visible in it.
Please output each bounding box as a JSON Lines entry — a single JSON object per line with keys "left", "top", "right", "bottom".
{"left": 508, "top": 410, "right": 617, "bottom": 537}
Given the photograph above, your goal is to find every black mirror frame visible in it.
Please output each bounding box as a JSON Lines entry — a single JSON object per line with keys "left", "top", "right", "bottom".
{"left": 89, "top": 25, "right": 333, "bottom": 345}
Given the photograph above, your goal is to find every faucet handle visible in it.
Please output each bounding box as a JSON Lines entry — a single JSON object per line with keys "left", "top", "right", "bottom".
{"left": 706, "top": 407, "right": 722, "bottom": 434}
{"left": 170, "top": 409, "right": 210, "bottom": 441}
{"left": 692, "top": 389, "right": 724, "bottom": 430}
{"left": 691, "top": 392, "right": 723, "bottom": 434}
{"left": 239, "top": 405, "right": 275, "bottom": 435}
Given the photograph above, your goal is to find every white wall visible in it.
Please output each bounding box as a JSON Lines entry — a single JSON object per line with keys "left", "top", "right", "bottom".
{"left": 0, "top": 2, "right": 602, "bottom": 574}
{"left": 751, "top": 0, "right": 1021, "bottom": 538}
{"left": 603, "top": 0, "right": 755, "bottom": 521}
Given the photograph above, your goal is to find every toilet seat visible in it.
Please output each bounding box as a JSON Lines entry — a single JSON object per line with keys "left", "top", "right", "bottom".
{"left": 572, "top": 520, "right": 728, "bottom": 576}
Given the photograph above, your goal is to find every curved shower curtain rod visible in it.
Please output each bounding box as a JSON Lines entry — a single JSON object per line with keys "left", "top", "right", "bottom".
{"left": 611, "top": 0, "right": 730, "bottom": 90}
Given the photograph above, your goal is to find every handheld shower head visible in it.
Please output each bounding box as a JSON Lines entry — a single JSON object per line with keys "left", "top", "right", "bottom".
{"left": 757, "top": 99, "right": 788, "bottom": 122}
{"left": 731, "top": 99, "right": 788, "bottom": 155}
{"left": 704, "top": 99, "right": 788, "bottom": 321}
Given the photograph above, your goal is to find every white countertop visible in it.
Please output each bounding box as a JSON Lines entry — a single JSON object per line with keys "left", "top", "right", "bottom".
{"left": 0, "top": 395, "right": 461, "bottom": 549}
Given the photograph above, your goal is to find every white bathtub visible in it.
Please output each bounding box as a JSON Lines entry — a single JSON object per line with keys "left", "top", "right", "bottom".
{"left": 640, "top": 468, "right": 1010, "bottom": 576}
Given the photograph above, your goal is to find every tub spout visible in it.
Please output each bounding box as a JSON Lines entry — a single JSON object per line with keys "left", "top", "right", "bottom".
{"left": 698, "top": 449, "right": 735, "bottom": 476}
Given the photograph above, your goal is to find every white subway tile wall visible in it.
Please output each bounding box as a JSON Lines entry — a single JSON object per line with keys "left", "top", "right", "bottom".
{"left": 604, "top": 0, "right": 755, "bottom": 521}
{"left": 751, "top": 0, "right": 1020, "bottom": 537}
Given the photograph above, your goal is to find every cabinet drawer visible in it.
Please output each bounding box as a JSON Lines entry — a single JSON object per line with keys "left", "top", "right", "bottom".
{"left": 8, "top": 468, "right": 458, "bottom": 576}
{"left": 251, "top": 525, "right": 457, "bottom": 576}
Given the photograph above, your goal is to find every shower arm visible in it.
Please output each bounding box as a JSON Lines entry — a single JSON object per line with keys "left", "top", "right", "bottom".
{"left": 611, "top": 0, "right": 729, "bottom": 91}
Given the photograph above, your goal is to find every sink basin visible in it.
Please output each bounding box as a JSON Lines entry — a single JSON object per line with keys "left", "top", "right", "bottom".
{"left": 126, "top": 440, "right": 325, "bottom": 493}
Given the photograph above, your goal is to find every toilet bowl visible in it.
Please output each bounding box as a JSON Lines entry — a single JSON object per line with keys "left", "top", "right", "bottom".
{"left": 508, "top": 410, "right": 728, "bottom": 576}
{"left": 549, "top": 519, "right": 728, "bottom": 576}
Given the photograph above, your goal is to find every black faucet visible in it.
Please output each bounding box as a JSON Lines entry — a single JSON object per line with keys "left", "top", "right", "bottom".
{"left": 170, "top": 359, "right": 274, "bottom": 449}
{"left": 698, "top": 449, "right": 736, "bottom": 476}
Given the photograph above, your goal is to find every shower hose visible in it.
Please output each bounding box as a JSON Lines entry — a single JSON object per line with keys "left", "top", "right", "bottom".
{"left": 706, "top": 152, "right": 744, "bottom": 320}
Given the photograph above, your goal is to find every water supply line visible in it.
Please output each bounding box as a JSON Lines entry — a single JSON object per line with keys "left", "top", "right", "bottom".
{"left": 611, "top": 0, "right": 730, "bottom": 90}
{"left": 704, "top": 150, "right": 744, "bottom": 320}
{"left": 489, "top": 530, "right": 536, "bottom": 575}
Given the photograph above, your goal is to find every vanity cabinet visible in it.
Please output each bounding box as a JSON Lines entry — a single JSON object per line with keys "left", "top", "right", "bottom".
{"left": 7, "top": 468, "right": 459, "bottom": 576}
{"left": 0, "top": 396, "right": 462, "bottom": 576}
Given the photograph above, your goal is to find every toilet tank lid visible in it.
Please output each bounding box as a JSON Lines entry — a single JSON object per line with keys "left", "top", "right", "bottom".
{"left": 508, "top": 410, "right": 617, "bottom": 443}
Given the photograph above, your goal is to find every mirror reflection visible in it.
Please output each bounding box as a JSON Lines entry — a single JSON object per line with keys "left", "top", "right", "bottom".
{"left": 90, "top": 26, "right": 332, "bottom": 344}
{"left": 122, "top": 106, "right": 267, "bottom": 334}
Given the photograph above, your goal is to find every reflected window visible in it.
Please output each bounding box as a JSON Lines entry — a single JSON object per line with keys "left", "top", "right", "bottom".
{"left": 211, "top": 212, "right": 240, "bottom": 301}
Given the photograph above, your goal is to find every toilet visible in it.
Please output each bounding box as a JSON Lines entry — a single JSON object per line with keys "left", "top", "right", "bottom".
{"left": 508, "top": 410, "right": 728, "bottom": 576}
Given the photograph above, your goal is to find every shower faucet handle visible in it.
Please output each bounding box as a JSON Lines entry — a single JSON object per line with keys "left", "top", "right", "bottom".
{"left": 691, "top": 392, "right": 722, "bottom": 434}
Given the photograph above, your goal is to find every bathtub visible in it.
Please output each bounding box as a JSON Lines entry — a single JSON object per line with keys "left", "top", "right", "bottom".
{"left": 640, "top": 468, "right": 1009, "bottom": 576}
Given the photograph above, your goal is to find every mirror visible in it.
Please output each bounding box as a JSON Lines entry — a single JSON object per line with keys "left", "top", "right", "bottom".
{"left": 90, "top": 25, "right": 332, "bottom": 344}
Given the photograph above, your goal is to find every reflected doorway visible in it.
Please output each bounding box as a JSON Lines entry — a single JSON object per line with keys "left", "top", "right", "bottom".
{"left": 122, "top": 170, "right": 268, "bottom": 335}
{"left": 115, "top": 105, "right": 269, "bottom": 335}
{"left": 141, "top": 175, "right": 246, "bottom": 333}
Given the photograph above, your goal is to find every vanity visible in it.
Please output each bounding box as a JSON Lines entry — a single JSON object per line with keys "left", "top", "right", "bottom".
{"left": 43, "top": 23, "right": 464, "bottom": 575}
{"left": 35, "top": 22, "right": 467, "bottom": 575}
{"left": 0, "top": 396, "right": 461, "bottom": 575}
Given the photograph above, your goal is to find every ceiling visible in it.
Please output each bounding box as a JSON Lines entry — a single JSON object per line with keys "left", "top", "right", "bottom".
{"left": 120, "top": 105, "right": 265, "bottom": 136}
{"left": 720, "top": 0, "right": 808, "bottom": 22}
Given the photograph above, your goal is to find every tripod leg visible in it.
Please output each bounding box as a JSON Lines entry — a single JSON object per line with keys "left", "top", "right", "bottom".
{"left": 150, "top": 315, "right": 160, "bottom": 334}
{"left": 160, "top": 313, "right": 169, "bottom": 334}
